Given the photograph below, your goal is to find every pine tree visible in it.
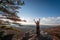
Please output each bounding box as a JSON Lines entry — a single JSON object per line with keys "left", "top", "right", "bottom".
{"left": 0, "top": 0, "right": 24, "bottom": 22}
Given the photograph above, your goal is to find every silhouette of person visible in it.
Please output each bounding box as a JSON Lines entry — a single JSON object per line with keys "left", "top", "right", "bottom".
{"left": 34, "top": 19, "right": 40, "bottom": 40}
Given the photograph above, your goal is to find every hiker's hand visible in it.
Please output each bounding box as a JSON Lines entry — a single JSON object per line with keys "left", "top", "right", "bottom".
{"left": 34, "top": 19, "right": 36, "bottom": 23}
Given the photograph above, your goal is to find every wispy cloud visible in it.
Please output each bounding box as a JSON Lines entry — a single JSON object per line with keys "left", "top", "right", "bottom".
{"left": 41, "top": 17, "right": 60, "bottom": 25}
{"left": 20, "top": 17, "right": 60, "bottom": 25}
{"left": 1, "top": 16, "right": 60, "bottom": 25}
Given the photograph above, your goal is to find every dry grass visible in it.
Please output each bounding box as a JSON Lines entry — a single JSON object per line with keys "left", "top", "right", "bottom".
{"left": 44, "top": 26, "right": 60, "bottom": 40}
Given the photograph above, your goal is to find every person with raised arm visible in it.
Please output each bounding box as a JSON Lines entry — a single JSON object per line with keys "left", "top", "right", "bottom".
{"left": 34, "top": 19, "right": 40, "bottom": 40}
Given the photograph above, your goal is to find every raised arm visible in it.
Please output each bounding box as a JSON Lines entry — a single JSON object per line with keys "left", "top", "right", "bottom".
{"left": 39, "top": 19, "right": 40, "bottom": 22}
{"left": 34, "top": 19, "right": 36, "bottom": 23}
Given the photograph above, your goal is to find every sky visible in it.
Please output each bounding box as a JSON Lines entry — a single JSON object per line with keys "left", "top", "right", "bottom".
{"left": 18, "top": 0, "right": 60, "bottom": 25}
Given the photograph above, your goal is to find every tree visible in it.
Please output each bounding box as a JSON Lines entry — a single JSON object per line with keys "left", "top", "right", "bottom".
{"left": 0, "top": 0, "right": 25, "bottom": 22}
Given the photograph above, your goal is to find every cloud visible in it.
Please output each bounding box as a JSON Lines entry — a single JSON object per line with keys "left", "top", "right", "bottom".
{"left": 40, "top": 17, "right": 60, "bottom": 25}
{"left": 16, "top": 17, "right": 60, "bottom": 25}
